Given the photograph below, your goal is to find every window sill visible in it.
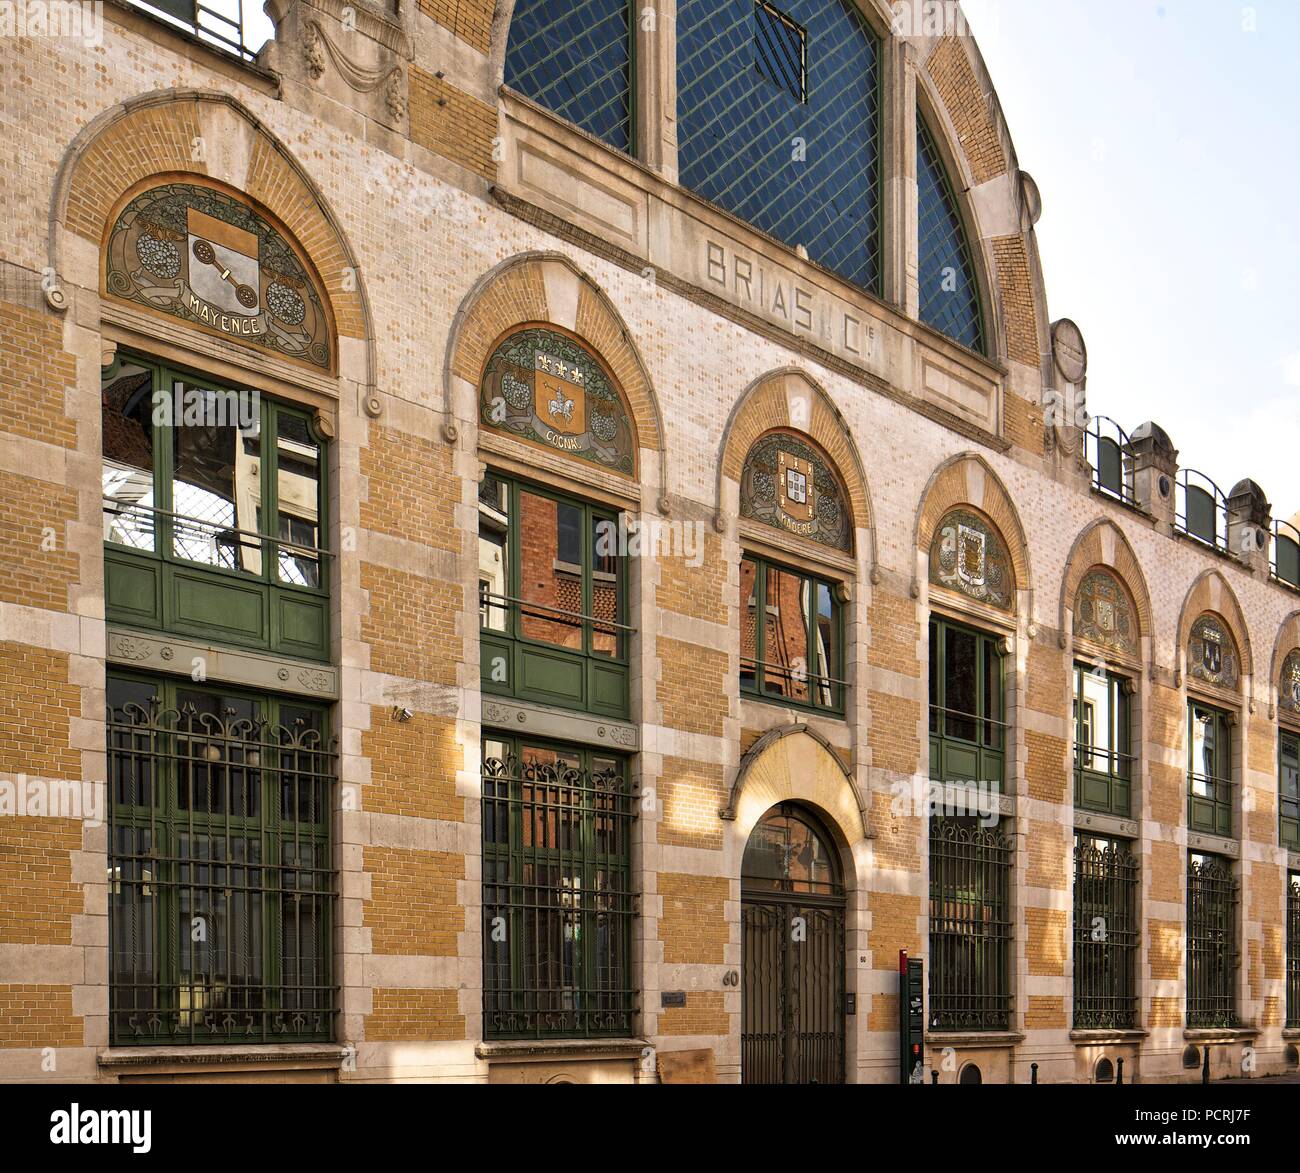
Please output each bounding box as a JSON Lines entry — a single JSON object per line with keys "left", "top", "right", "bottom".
{"left": 1183, "top": 1026, "right": 1257, "bottom": 1043}
{"left": 923, "top": 1031, "right": 1023, "bottom": 1048}
{"left": 476, "top": 1038, "right": 649, "bottom": 1061}
{"left": 98, "top": 1043, "right": 348, "bottom": 1071}
{"left": 1070, "top": 1029, "right": 1148, "bottom": 1045}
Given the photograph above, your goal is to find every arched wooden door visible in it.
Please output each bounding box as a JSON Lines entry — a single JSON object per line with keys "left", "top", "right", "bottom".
{"left": 741, "top": 803, "right": 846, "bottom": 1084}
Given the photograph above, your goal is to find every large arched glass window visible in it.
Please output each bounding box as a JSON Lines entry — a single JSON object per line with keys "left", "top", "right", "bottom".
{"left": 504, "top": 0, "right": 633, "bottom": 153}
{"left": 917, "top": 110, "right": 984, "bottom": 353}
{"left": 677, "top": 0, "right": 882, "bottom": 293}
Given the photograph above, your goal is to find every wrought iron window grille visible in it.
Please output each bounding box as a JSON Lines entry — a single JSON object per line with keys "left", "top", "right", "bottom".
{"left": 1187, "top": 854, "right": 1239, "bottom": 1029}
{"left": 107, "top": 691, "right": 338, "bottom": 1045}
{"left": 1073, "top": 835, "right": 1139, "bottom": 1030}
{"left": 928, "top": 818, "right": 1013, "bottom": 1032}
{"left": 482, "top": 749, "right": 637, "bottom": 1040}
{"left": 1288, "top": 875, "right": 1300, "bottom": 1029}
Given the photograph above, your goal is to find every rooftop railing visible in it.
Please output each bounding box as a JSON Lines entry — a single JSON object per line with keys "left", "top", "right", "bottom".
{"left": 127, "top": 0, "right": 272, "bottom": 60}
{"left": 1085, "top": 415, "right": 1135, "bottom": 506}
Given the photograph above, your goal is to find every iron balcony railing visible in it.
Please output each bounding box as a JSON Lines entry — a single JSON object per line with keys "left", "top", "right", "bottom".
{"left": 1073, "top": 837, "right": 1139, "bottom": 1030}
{"left": 1085, "top": 415, "right": 1135, "bottom": 506}
{"left": 1187, "top": 855, "right": 1239, "bottom": 1029}
{"left": 107, "top": 697, "right": 338, "bottom": 1044}
{"left": 126, "top": 0, "right": 272, "bottom": 59}
{"left": 928, "top": 819, "right": 1013, "bottom": 1032}
{"left": 1175, "top": 469, "right": 1231, "bottom": 553}
{"left": 481, "top": 752, "right": 637, "bottom": 1040}
{"left": 104, "top": 498, "right": 333, "bottom": 589}
{"left": 1274, "top": 518, "right": 1300, "bottom": 589}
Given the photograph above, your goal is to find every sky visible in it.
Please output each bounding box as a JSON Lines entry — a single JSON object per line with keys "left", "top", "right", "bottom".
{"left": 960, "top": 0, "right": 1300, "bottom": 519}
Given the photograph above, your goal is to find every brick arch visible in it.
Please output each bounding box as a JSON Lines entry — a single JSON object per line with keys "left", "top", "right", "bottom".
{"left": 1175, "top": 570, "right": 1254, "bottom": 682}
{"left": 914, "top": 453, "right": 1032, "bottom": 602}
{"left": 720, "top": 725, "right": 868, "bottom": 844}
{"left": 445, "top": 252, "right": 666, "bottom": 486}
{"left": 716, "top": 368, "right": 875, "bottom": 565}
{"left": 50, "top": 89, "right": 370, "bottom": 374}
{"left": 1058, "top": 519, "right": 1154, "bottom": 646}
{"left": 1267, "top": 612, "right": 1300, "bottom": 703}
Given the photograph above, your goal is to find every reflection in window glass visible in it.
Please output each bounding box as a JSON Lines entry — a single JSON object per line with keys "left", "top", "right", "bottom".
{"left": 742, "top": 807, "right": 839, "bottom": 895}
{"left": 274, "top": 411, "right": 320, "bottom": 587}
{"left": 1078, "top": 671, "right": 1113, "bottom": 770}
{"left": 102, "top": 361, "right": 157, "bottom": 551}
{"left": 943, "top": 626, "right": 978, "bottom": 743}
{"left": 763, "top": 565, "right": 812, "bottom": 704}
{"left": 519, "top": 491, "right": 585, "bottom": 649}
{"left": 171, "top": 381, "right": 261, "bottom": 572}
{"left": 478, "top": 476, "right": 510, "bottom": 632}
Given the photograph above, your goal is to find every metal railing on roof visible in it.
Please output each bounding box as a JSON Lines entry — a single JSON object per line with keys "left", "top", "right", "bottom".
{"left": 127, "top": 0, "right": 272, "bottom": 61}
{"left": 1175, "top": 468, "right": 1230, "bottom": 553}
{"left": 1085, "top": 415, "right": 1135, "bottom": 505}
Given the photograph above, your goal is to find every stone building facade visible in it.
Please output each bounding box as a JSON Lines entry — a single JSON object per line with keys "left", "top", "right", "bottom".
{"left": 1, "top": 0, "right": 1298, "bottom": 1085}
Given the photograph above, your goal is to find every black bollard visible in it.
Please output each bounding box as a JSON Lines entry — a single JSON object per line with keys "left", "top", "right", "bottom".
{"left": 1116, "top": 1058, "right": 1124, "bottom": 1085}
{"left": 931, "top": 1070, "right": 939, "bottom": 1085}
{"left": 1031, "top": 1062, "right": 1038, "bottom": 1085}
{"left": 1202, "top": 1046, "right": 1211, "bottom": 1085}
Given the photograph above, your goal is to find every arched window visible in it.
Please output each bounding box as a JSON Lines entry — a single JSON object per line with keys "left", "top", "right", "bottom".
{"left": 742, "top": 804, "right": 842, "bottom": 896}
{"left": 917, "top": 110, "right": 984, "bottom": 353}
{"left": 677, "top": 0, "right": 882, "bottom": 293}
{"left": 504, "top": 0, "right": 634, "bottom": 152}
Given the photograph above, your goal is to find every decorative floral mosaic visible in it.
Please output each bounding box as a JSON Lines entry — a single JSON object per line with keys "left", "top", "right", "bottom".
{"left": 739, "top": 431, "right": 851, "bottom": 552}
{"left": 480, "top": 327, "right": 635, "bottom": 476}
{"left": 1188, "top": 613, "right": 1239, "bottom": 691}
{"left": 929, "top": 508, "right": 1013, "bottom": 610}
{"left": 1280, "top": 649, "right": 1300, "bottom": 715}
{"left": 1074, "top": 569, "right": 1137, "bottom": 656}
{"left": 104, "top": 182, "right": 332, "bottom": 370}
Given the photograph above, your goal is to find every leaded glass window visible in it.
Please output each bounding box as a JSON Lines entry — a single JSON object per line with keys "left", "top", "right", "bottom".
{"left": 482, "top": 738, "right": 635, "bottom": 1039}
{"left": 1073, "top": 834, "right": 1139, "bottom": 1029}
{"left": 107, "top": 675, "right": 336, "bottom": 1044}
{"left": 677, "top": 0, "right": 882, "bottom": 293}
{"left": 1187, "top": 853, "right": 1238, "bottom": 1029}
{"left": 503, "top": 0, "right": 633, "bottom": 153}
{"left": 1187, "top": 613, "right": 1240, "bottom": 692}
{"left": 929, "top": 508, "right": 1013, "bottom": 610}
{"left": 917, "top": 110, "right": 984, "bottom": 353}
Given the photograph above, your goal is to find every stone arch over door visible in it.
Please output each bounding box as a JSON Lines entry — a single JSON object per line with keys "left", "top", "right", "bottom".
{"left": 1059, "top": 518, "right": 1154, "bottom": 659}
{"left": 914, "top": 453, "right": 1031, "bottom": 611}
{"left": 1175, "top": 570, "right": 1254, "bottom": 687}
{"left": 49, "top": 88, "right": 372, "bottom": 389}
{"left": 716, "top": 368, "right": 875, "bottom": 569}
{"left": 722, "top": 725, "right": 868, "bottom": 847}
{"left": 445, "top": 250, "right": 667, "bottom": 496}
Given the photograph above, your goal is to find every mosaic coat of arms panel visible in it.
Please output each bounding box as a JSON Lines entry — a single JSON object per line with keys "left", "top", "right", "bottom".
{"left": 1074, "top": 570, "right": 1137, "bottom": 657}
{"left": 929, "top": 509, "right": 1013, "bottom": 611}
{"left": 1280, "top": 649, "right": 1300, "bottom": 716}
{"left": 480, "top": 327, "right": 635, "bottom": 476}
{"left": 104, "top": 182, "right": 332, "bottom": 370}
{"left": 1188, "top": 614, "right": 1239, "bottom": 691}
{"left": 739, "top": 431, "right": 851, "bottom": 552}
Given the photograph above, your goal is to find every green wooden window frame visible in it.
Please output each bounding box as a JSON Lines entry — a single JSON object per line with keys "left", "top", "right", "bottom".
{"left": 929, "top": 616, "right": 1006, "bottom": 790}
{"left": 1187, "top": 852, "right": 1238, "bottom": 1029}
{"left": 1288, "top": 873, "right": 1300, "bottom": 1029}
{"left": 1188, "top": 701, "right": 1234, "bottom": 838}
{"left": 106, "top": 671, "right": 336, "bottom": 1044}
{"left": 102, "top": 352, "right": 330, "bottom": 661}
{"left": 1073, "top": 833, "right": 1139, "bottom": 1030}
{"left": 1281, "top": 730, "right": 1300, "bottom": 850}
{"left": 740, "top": 553, "right": 845, "bottom": 717}
{"left": 479, "top": 471, "right": 630, "bottom": 719}
{"left": 1073, "top": 665, "right": 1133, "bottom": 817}
{"left": 481, "top": 735, "right": 636, "bottom": 1039}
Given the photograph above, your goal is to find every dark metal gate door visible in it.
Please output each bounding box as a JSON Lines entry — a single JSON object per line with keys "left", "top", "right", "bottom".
{"left": 742, "top": 898, "right": 845, "bottom": 1084}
